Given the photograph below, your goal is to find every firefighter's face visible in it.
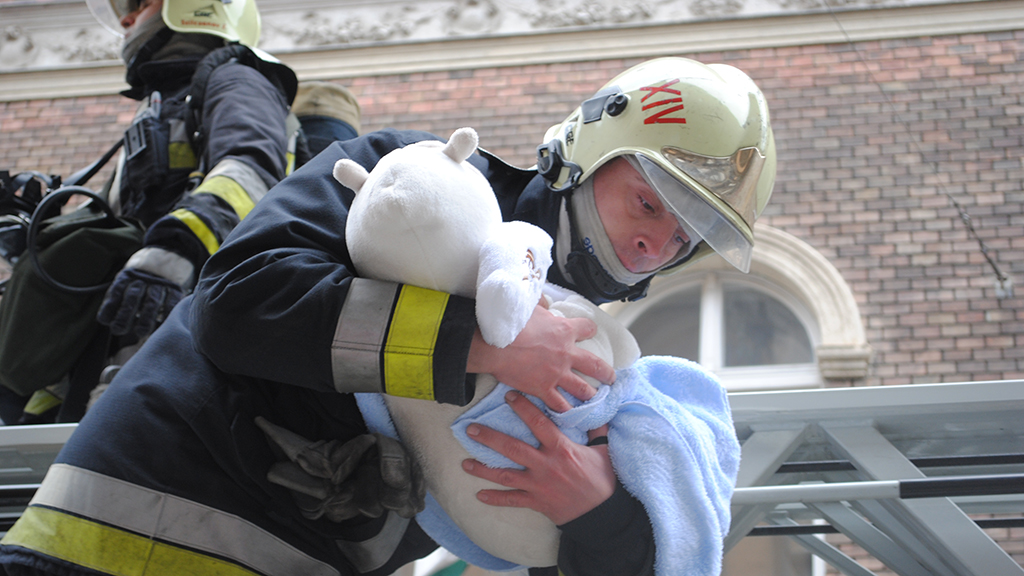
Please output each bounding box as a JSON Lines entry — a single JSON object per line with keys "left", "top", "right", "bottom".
{"left": 120, "top": 0, "right": 162, "bottom": 33}
{"left": 592, "top": 157, "right": 690, "bottom": 274}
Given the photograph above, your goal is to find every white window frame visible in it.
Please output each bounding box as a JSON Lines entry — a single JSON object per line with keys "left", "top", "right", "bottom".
{"left": 611, "top": 270, "right": 823, "bottom": 391}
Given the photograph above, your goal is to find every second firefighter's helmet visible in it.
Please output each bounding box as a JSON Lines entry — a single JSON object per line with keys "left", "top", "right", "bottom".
{"left": 538, "top": 57, "right": 776, "bottom": 276}
{"left": 87, "top": 0, "right": 261, "bottom": 47}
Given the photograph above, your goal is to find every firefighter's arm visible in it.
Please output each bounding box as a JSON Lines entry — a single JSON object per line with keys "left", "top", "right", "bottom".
{"left": 191, "top": 130, "right": 479, "bottom": 399}
{"left": 98, "top": 63, "right": 290, "bottom": 339}
{"left": 140, "top": 59, "right": 291, "bottom": 272}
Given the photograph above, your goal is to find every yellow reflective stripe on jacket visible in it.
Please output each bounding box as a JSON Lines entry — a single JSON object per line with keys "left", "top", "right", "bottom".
{"left": 383, "top": 285, "right": 448, "bottom": 400}
{"left": 6, "top": 464, "right": 340, "bottom": 576}
{"left": 23, "top": 389, "right": 61, "bottom": 416}
{"left": 4, "top": 506, "right": 261, "bottom": 576}
{"left": 204, "top": 158, "right": 270, "bottom": 205}
{"left": 168, "top": 118, "right": 198, "bottom": 170}
{"left": 169, "top": 142, "right": 198, "bottom": 170}
{"left": 194, "top": 175, "right": 256, "bottom": 220}
{"left": 170, "top": 208, "right": 219, "bottom": 255}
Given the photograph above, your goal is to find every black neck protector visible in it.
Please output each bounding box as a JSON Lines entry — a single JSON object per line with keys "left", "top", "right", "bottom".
{"left": 561, "top": 192, "right": 652, "bottom": 304}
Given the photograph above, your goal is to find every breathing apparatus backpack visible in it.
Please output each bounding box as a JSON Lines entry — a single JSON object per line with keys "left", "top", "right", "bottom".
{"left": 0, "top": 167, "right": 144, "bottom": 424}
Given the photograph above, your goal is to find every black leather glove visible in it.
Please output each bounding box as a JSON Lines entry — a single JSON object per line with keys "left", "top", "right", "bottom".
{"left": 96, "top": 268, "right": 185, "bottom": 339}
{"left": 255, "top": 416, "right": 426, "bottom": 523}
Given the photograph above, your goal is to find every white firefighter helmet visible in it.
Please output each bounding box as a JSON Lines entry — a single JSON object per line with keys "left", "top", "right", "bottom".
{"left": 87, "top": 0, "right": 261, "bottom": 47}
{"left": 538, "top": 57, "right": 776, "bottom": 281}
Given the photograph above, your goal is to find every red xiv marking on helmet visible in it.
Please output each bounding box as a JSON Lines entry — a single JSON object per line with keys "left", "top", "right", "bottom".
{"left": 640, "top": 79, "right": 686, "bottom": 125}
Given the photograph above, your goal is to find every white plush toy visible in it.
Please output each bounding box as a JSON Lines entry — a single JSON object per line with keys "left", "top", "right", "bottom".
{"left": 334, "top": 126, "right": 549, "bottom": 349}
{"left": 332, "top": 128, "right": 640, "bottom": 567}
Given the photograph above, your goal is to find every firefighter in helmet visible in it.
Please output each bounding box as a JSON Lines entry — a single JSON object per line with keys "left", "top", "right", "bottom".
{"left": 0, "top": 57, "right": 774, "bottom": 575}
{"left": 536, "top": 58, "right": 776, "bottom": 303}
{"left": 0, "top": 0, "right": 361, "bottom": 424}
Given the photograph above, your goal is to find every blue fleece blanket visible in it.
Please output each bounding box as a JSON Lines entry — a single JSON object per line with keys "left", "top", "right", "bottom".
{"left": 356, "top": 355, "right": 740, "bottom": 575}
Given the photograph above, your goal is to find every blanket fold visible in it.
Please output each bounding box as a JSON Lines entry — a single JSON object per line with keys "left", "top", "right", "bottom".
{"left": 357, "top": 355, "right": 740, "bottom": 575}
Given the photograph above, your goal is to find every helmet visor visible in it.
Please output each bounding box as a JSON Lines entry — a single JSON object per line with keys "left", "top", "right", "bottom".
{"left": 663, "top": 145, "right": 766, "bottom": 234}
{"left": 87, "top": 0, "right": 136, "bottom": 36}
{"left": 634, "top": 153, "right": 755, "bottom": 273}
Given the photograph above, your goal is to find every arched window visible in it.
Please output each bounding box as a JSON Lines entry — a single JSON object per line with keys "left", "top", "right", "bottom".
{"left": 605, "top": 224, "right": 871, "bottom": 390}
{"left": 613, "top": 271, "right": 821, "bottom": 391}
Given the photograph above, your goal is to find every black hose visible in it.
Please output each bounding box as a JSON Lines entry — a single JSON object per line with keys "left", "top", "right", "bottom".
{"left": 25, "top": 186, "right": 120, "bottom": 294}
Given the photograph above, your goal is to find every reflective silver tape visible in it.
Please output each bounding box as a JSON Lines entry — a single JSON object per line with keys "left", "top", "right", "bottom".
{"left": 125, "top": 246, "right": 195, "bottom": 287}
{"left": 204, "top": 158, "right": 269, "bottom": 204}
{"left": 33, "top": 464, "right": 339, "bottom": 576}
{"left": 331, "top": 278, "right": 399, "bottom": 393}
{"left": 169, "top": 118, "right": 191, "bottom": 145}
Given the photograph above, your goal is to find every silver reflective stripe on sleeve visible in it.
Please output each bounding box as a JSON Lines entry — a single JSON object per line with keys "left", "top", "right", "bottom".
{"left": 205, "top": 157, "right": 270, "bottom": 205}
{"left": 331, "top": 278, "right": 399, "bottom": 393}
{"left": 32, "top": 464, "right": 340, "bottom": 576}
{"left": 334, "top": 512, "right": 410, "bottom": 573}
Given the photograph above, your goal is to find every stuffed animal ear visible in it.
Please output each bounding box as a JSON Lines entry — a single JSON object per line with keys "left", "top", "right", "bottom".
{"left": 443, "top": 127, "right": 479, "bottom": 164}
{"left": 333, "top": 159, "right": 369, "bottom": 192}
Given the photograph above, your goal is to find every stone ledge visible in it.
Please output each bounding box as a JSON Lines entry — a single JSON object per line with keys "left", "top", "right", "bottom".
{"left": 817, "top": 344, "right": 873, "bottom": 381}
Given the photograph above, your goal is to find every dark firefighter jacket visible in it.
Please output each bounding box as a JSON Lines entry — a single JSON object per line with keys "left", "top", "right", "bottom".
{"left": 0, "top": 130, "right": 655, "bottom": 576}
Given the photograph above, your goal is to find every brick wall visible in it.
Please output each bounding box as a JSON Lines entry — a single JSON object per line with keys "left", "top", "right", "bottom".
{"left": 1, "top": 30, "right": 1022, "bottom": 388}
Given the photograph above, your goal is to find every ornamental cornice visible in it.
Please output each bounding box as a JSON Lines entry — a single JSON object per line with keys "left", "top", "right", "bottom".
{"left": 1, "top": 0, "right": 1021, "bottom": 101}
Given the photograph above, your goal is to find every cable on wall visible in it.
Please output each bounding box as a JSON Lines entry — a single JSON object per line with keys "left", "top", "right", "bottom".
{"left": 822, "top": 0, "right": 1014, "bottom": 299}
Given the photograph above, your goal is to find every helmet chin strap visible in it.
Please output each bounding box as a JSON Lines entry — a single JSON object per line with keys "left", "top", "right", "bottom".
{"left": 555, "top": 180, "right": 652, "bottom": 304}
{"left": 540, "top": 142, "right": 652, "bottom": 303}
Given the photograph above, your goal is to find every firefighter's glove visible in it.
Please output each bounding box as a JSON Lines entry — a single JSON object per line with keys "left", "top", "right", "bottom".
{"left": 255, "top": 416, "right": 426, "bottom": 523}
{"left": 97, "top": 268, "right": 185, "bottom": 340}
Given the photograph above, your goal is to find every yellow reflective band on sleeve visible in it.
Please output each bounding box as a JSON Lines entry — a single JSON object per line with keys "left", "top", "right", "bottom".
{"left": 3, "top": 506, "right": 261, "bottom": 576}
{"left": 194, "top": 175, "right": 257, "bottom": 220}
{"left": 170, "top": 209, "right": 219, "bottom": 255}
{"left": 23, "top": 389, "right": 62, "bottom": 416}
{"left": 383, "top": 286, "right": 448, "bottom": 400}
{"left": 168, "top": 142, "right": 198, "bottom": 170}
{"left": 285, "top": 112, "right": 300, "bottom": 176}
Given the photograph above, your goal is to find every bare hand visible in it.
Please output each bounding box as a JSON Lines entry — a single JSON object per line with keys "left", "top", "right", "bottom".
{"left": 460, "top": 390, "right": 616, "bottom": 526}
{"left": 467, "top": 303, "right": 615, "bottom": 412}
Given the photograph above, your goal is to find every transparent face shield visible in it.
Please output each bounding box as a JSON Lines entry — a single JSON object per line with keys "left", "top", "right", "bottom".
{"left": 86, "top": 0, "right": 137, "bottom": 37}
{"left": 633, "top": 150, "right": 762, "bottom": 273}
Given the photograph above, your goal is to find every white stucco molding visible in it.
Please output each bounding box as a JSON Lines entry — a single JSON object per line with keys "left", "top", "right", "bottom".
{"left": 737, "top": 223, "right": 873, "bottom": 380}
{"left": 1, "top": 0, "right": 1022, "bottom": 102}
{"left": 649, "top": 223, "right": 872, "bottom": 380}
